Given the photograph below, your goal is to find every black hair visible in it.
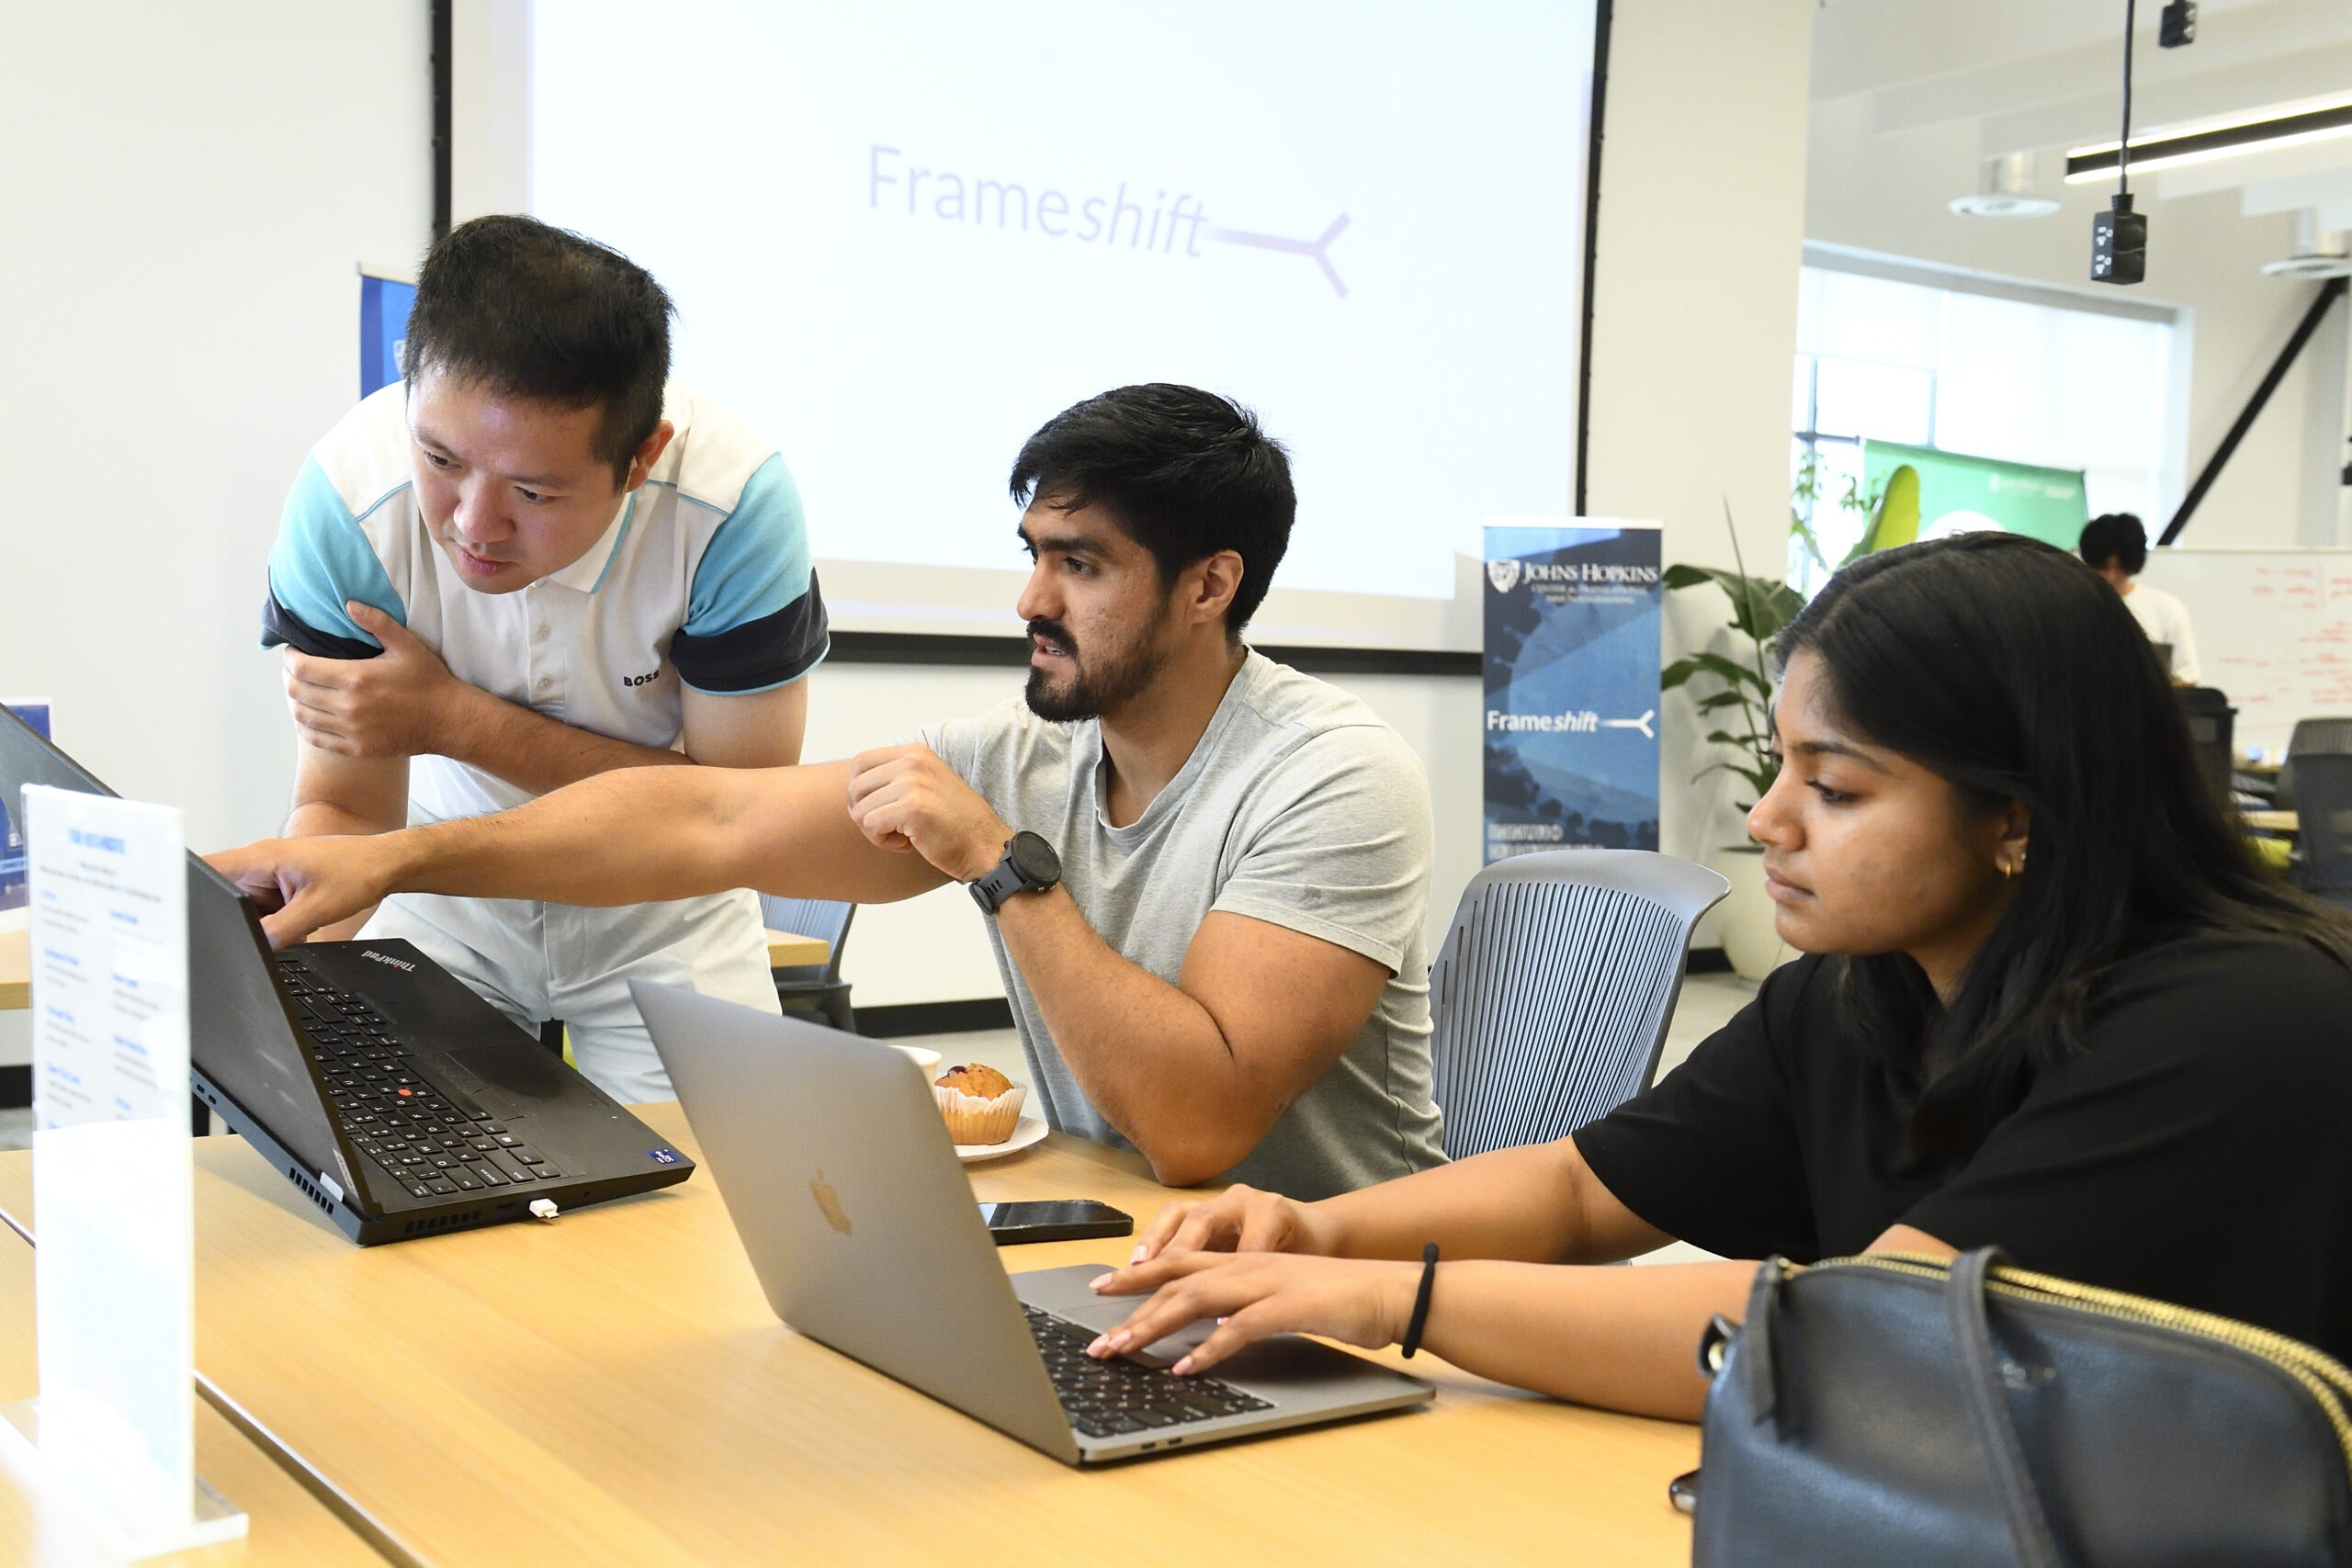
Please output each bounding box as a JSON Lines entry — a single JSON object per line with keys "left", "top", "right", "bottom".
{"left": 1778, "top": 532, "right": 2352, "bottom": 1162}
{"left": 400, "top": 215, "right": 673, "bottom": 486}
{"left": 2077, "top": 512, "right": 2148, "bottom": 575}
{"left": 1008, "top": 385, "right": 1295, "bottom": 636}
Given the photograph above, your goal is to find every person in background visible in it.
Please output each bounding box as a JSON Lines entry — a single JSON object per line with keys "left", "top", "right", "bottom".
{"left": 1083, "top": 533, "right": 2352, "bottom": 1419}
{"left": 2079, "top": 512, "right": 2199, "bottom": 684}
{"left": 259, "top": 216, "right": 827, "bottom": 1103}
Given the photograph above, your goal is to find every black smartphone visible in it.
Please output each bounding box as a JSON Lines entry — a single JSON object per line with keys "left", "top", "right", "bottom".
{"left": 978, "top": 1200, "right": 1134, "bottom": 1246}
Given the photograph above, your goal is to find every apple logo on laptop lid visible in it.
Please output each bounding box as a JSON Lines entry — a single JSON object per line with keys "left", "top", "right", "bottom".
{"left": 809, "top": 1169, "right": 852, "bottom": 1235}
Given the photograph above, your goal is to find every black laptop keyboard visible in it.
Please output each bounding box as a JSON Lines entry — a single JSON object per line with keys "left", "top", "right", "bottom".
{"left": 276, "top": 960, "right": 566, "bottom": 1199}
{"left": 1023, "top": 1305, "right": 1273, "bottom": 1439}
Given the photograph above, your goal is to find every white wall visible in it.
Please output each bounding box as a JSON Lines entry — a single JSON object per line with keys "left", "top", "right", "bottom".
{"left": 0, "top": 5, "right": 432, "bottom": 848}
{"left": 0, "top": 4, "right": 432, "bottom": 1068}
{"left": 1805, "top": 96, "right": 2348, "bottom": 551}
{"left": 1585, "top": 0, "right": 1820, "bottom": 902}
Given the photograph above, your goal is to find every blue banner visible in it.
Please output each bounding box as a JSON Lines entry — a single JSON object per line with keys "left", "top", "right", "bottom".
{"left": 1, "top": 700, "right": 52, "bottom": 913}
{"left": 1483, "top": 523, "right": 1662, "bottom": 862}
{"left": 360, "top": 274, "right": 418, "bottom": 399}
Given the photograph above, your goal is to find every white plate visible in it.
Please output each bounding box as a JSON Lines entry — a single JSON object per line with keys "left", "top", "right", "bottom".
{"left": 956, "top": 1116, "right": 1048, "bottom": 1164}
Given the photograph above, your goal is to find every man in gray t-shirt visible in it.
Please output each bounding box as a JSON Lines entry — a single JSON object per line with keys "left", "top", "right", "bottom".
{"left": 922, "top": 649, "right": 1445, "bottom": 1198}
{"left": 211, "top": 384, "right": 1449, "bottom": 1199}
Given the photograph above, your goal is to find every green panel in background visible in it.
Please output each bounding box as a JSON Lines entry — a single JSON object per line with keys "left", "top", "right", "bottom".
{"left": 1860, "top": 440, "right": 2088, "bottom": 551}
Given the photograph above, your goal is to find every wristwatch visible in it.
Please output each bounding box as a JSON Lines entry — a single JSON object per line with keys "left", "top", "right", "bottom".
{"left": 968, "top": 830, "right": 1061, "bottom": 915}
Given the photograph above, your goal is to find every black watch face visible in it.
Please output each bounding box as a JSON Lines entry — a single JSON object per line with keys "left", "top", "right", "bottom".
{"left": 1008, "top": 831, "right": 1060, "bottom": 885}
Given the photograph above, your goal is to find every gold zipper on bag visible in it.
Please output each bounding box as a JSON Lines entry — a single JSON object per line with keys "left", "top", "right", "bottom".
{"left": 1809, "top": 1251, "right": 2352, "bottom": 1488}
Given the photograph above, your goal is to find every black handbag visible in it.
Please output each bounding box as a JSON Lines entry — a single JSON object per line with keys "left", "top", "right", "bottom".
{"left": 1691, "top": 1247, "right": 2352, "bottom": 1566}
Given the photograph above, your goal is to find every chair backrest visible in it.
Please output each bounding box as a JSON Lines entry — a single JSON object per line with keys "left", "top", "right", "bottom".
{"left": 2292, "top": 754, "right": 2352, "bottom": 902}
{"left": 2279, "top": 717, "right": 2352, "bottom": 811}
{"left": 757, "top": 896, "right": 856, "bottom": 983}
{"left": 1429, "top": 850, "right": 1730, "bottom": 1160}
{"left": 2175, "top": 688, "right": 2235, "bottom": 808}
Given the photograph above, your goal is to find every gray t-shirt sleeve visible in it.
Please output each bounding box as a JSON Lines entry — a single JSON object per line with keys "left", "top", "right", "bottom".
{"left": 1210, "top": 724, "right": 1432, "bottom": 975}
{"left": 918, "top": 708, "right": 998, "bottom": 784}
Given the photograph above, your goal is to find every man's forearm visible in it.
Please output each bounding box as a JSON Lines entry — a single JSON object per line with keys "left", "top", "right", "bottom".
{"left": 286, "top": 799, "right": 402, "bottom": 839}
{"left": 440, "top": 684, "right": 695, "bottom": 795}
{"left": 991, "top": 890, "right": 1270, "bottom": 1185}
{"left": 377, "top": 764, "right": 792, "bottom": 907}
{"left": 285, "top": 783, "right": 407, "bottom": 941}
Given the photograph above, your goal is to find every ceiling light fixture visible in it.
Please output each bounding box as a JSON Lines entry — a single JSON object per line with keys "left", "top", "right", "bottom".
{"left": 2261, "top": 209, "right": 2352, "bottom": 279}
{"left": 2066, "top": 95, "right": 2352, "bottom": 183}
{"left": 1951, "top": 152, "right": 2061, "bottom": 218}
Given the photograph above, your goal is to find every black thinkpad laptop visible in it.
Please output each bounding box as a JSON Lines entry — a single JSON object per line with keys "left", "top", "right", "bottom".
{"left": 0, "top": 705, "right": 694, "bottom": 1244}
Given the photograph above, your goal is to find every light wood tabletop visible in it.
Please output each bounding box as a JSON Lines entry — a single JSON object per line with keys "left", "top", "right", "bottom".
{"left": 0, "top": 1223, "right": 386, "bottom": 1567}
{"left": 0, "top": 929, "right": 22, "bottom": 1012}
{"left": 2245, "top": 808, "right": 2300, "bottom": 835}
{"left": 0, "top": 928, "right": 822, "bottom": 1010}
{"left": 0, "top": 1107, "right": 1699, "bottom": 1567}
{"left": 762, "top": 928, "right": 829, "bottom": 968}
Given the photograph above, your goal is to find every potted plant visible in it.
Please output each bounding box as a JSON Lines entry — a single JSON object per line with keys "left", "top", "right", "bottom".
{"left": 1664, "top": 468, "right": 1920, "bottom": 978}
{"left": 1662, "top": 513, "right": 1802, "bottom": 980}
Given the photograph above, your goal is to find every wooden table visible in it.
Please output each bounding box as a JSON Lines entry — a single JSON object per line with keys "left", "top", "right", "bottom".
{"left": 762, "top": 928, "right": 828, "bottom": 968}
{"left": 2245, "top": 808, "right": 2300, "bottom": 835}
{"left": 0, "top": 1107, "right": 1698, "bottom": 1567}
{"left": 0, "top": 928, "right": 824, "bottom": 1012}
{"left": 0, "top": 1224, "right": 384, "bottom": 1566}
{"left": 0, "top": 930, "right": 22, "bottom": 1012}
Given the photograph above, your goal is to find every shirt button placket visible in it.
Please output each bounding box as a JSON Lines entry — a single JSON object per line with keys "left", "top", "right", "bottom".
{"left": 528, "top": 596, "right": 555, "bottom": 705}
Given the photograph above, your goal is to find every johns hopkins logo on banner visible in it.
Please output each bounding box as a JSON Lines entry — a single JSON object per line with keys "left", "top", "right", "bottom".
{"left": 1483, "top": 523, "right": 1662, "bottom": 863}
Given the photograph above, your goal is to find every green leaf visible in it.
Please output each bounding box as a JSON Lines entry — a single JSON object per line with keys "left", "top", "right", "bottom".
{"left": 1662, "top": 563, "right": 1717, "bottom": 591}
{"left": 1688, "top": 651, "right": 1770, "bottom": 694}
{"left": 1695, "top": 691, "right": 1746, "bottom": 712}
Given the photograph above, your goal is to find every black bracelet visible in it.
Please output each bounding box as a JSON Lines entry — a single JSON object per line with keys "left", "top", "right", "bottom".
{"left": 1399, "top": 1242, "right": 1440, "bottom": 1359}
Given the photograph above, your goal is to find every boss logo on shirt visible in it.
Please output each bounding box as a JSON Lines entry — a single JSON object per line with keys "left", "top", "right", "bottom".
{"left": 621, "top": 671, "right": 659, "bottom": 688}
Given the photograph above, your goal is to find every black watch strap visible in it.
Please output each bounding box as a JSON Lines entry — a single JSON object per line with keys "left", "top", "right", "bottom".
{"left": 968, "top": 830, "right": 1061, "bottom": 915}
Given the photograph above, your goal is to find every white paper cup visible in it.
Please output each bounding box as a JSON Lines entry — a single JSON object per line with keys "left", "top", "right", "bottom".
{"left": 891, "top": 1043, "right": 944, "bottom": 1077}
{"left": 933, "top": 1081, "right": 1026, "bottom": 1145}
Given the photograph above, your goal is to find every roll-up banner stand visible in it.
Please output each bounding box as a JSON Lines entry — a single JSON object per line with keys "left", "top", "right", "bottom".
{"left": 1483, "top": 521, "right": 1663, "bottom": 863}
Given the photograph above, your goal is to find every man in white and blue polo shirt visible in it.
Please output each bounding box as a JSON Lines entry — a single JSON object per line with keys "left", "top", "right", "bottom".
{"left": 260, "top": 215, "right": 825, "bottom": 1102}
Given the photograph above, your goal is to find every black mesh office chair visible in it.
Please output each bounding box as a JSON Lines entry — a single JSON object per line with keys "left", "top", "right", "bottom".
{"left": 2291, "top": 754, "right": 2352, "bottom": 913}
{"left": 758, "top": 895, "right": 857, "bottom": 1033}
{"left": 2278, "top": 716, "right": 2352, "bottom": 812}
{"left": 2175, "top": 688, "right": 2236, "bottom": 809}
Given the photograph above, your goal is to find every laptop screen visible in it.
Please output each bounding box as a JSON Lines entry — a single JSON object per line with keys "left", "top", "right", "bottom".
{"left": 0, "top": 706, "right": 360, "bottom": 1199}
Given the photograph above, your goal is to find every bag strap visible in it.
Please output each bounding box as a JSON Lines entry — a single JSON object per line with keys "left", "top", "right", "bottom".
{"left": 1946, "top": 1247, "right": 2069, "bottom": 1568}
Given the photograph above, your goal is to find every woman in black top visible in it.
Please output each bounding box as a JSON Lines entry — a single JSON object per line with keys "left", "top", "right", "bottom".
{"left": 1088, "top": 532, "right": 2352, "bottom": 1419}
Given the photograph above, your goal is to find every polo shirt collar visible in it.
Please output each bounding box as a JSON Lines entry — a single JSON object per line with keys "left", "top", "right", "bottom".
{"left": 543, "top": 491, "right": 638, "bottom": 594}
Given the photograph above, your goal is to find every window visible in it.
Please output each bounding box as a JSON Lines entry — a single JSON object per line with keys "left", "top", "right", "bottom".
{"left": 1789, "top": 254, "right": 2181, "bottom": 594}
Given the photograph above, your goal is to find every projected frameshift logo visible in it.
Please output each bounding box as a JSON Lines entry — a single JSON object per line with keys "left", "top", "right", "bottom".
{"left": 867, "top": 144, "right": 1350, "bottom": 298}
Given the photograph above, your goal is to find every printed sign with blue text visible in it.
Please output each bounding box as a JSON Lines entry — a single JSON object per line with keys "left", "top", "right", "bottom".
{"left": 1484, "top": 523, "right": 1662, "bottom": 863}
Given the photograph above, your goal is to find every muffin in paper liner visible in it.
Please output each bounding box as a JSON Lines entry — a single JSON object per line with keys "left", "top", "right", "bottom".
{"left": 933, "top": 1080, "right": 1025, "bottom": 1145}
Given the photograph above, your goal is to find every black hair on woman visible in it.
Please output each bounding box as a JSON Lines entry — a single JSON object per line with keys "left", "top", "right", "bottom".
{"left": 1775, "top": 531, "right": 2352, "bottom": 1162}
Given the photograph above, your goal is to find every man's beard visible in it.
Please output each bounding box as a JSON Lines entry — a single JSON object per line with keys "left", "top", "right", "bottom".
{"left": 1023, "top": 612, "right": 1169, "bottom": 722}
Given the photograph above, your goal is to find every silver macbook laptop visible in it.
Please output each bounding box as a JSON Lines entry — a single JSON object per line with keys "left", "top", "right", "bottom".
{"left": 633, "top": 981, "right": 1433, "bottom": 1464}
